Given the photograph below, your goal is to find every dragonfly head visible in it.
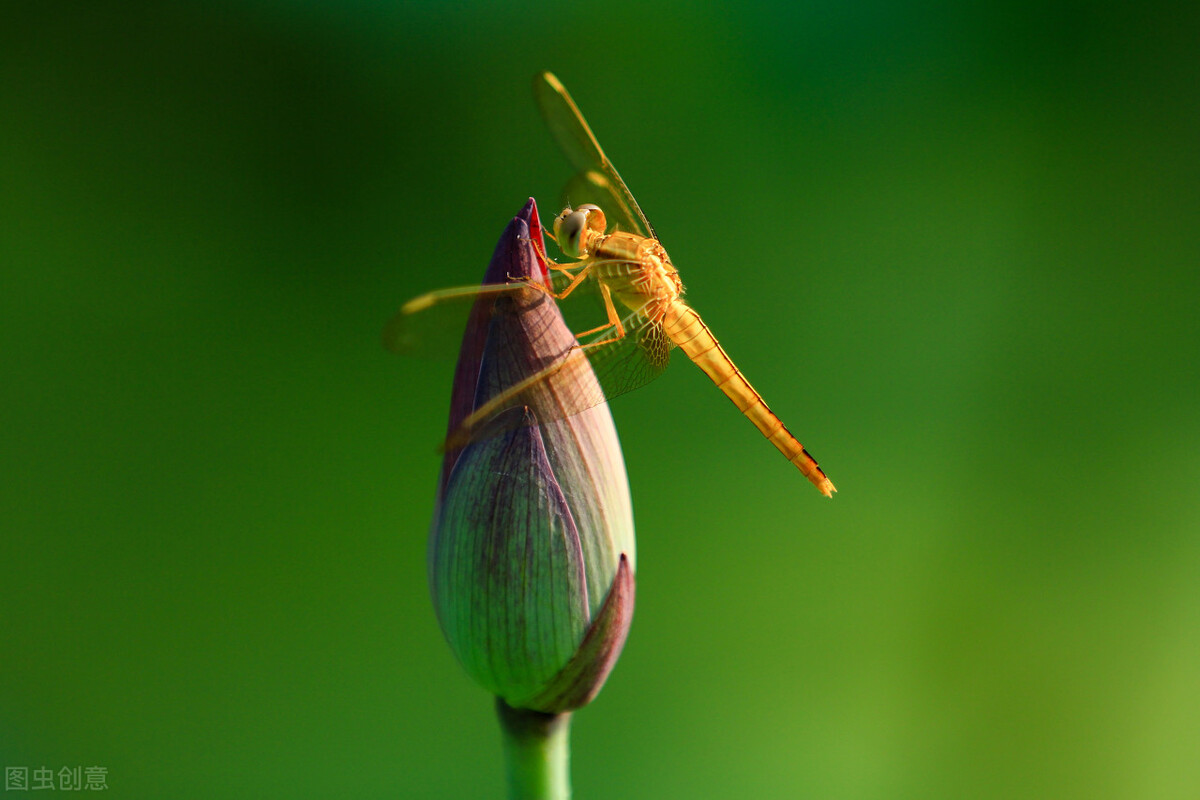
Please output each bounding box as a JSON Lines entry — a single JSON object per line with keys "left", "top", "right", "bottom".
{"left": 553, "top": 203, "right": 606, "bottom": 259}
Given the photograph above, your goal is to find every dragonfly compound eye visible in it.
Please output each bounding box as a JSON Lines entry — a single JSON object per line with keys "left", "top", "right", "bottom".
{"left": 556, "top": 208, "right": 590, "bottom": 258}
{"left": 554, "top": 204, "right": 607, "bottom": 259}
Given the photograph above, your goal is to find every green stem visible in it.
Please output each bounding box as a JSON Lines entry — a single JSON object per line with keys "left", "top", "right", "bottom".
{"left": 496, "top": 698, "right": 572, "bottom": 800}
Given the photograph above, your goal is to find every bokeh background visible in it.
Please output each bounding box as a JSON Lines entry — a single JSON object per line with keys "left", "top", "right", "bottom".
{"left": 3, "top": 2, "right": 1197, "bottom": 797}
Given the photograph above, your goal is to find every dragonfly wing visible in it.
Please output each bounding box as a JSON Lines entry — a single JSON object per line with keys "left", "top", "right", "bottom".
{"left": 559, "top": 169, "right": 654, "bottom": 241}
{"left": 383, "top": 272, "right": 650, "bottom": 427}
{"left": 534, "top": 72, "right": 657, "bottom": 240}
{"left": 382, "top": 282, "right": 535, "bottom": 357}
{"left": 446, "top": 300, "right": 674, "bottom": 449}
{"left": 579, "top": 307, "right": 674, "bottom": 406}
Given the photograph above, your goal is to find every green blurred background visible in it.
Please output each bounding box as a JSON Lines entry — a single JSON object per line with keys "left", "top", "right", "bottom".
{"left": 2, "top": 1, "right": 1197, "bottom": 797}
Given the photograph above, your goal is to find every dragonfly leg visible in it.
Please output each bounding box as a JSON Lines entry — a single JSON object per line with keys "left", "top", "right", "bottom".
{"left": 549, "top": 259, "right": 601, "bottom": 301}
{"left": 532, "top": 262, "right": 586, "bottom": 284}
{"left": 576, "top": 282, "right": 627, "bottom": 348}
{"left": 508, "top": 242, "right": 584, "bottom": 286}
{"left": 525, "top": 232, "right": 558, "bottom": 272}
{"left": 526, "top": 232, "right": 584, "bottom": 273}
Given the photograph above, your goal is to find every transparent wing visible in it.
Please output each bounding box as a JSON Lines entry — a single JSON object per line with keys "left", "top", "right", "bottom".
{"left": 445, "top": 298, "right": 675, "bottom": 449}
{"left": 578, "top": 305, "right": 674, "bottom": 406}
{"left": 382, "top": 282, "right": 532, "bottom": 357}
{"left": 534, "top": 72, "right": 657, "bottom": 240}
{"left": 522, "top": 273, "right": 672, "bottom": 410}
{"left": 385, "top": 274, "right": 672, "bottom": 439}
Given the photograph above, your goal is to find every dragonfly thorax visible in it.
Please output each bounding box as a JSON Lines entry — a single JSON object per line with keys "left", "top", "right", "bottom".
{"left": 556, "top": 200, "right": 685, "bottom": 319}
{"left": 590, "top": 231, "right": 684, "bottom": 322}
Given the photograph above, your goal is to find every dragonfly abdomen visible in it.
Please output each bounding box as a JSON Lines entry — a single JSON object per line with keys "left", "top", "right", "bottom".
{"left": 662, "top": 301, "right": 836, "bottom": 497}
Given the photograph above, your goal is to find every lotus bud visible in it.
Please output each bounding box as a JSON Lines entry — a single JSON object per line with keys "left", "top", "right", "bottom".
{"left": 428, "top": 198, "right": 635, "bottom": 713}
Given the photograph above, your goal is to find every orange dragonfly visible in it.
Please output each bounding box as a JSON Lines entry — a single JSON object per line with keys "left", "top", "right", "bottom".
{"left": 390, "top": 72, "right": 835, "bottom": 497}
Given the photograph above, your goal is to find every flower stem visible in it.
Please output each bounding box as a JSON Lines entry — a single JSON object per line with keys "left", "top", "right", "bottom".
{"left": 496, "top": 698, "right": 572, "bottom": 800}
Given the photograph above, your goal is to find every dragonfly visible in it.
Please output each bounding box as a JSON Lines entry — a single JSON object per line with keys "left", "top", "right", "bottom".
{"left": 389, "top": 71, "right": 835, "bottom": 497}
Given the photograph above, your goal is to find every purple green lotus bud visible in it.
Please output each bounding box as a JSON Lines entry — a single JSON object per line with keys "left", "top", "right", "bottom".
{"left": 429, "top": 199, "right": 635, "bottom": 713}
